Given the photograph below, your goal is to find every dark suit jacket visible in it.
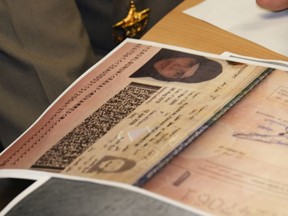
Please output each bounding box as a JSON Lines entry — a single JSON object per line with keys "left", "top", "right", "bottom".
{"left": 0, "top": 0, "right": 181, "bottom": 149}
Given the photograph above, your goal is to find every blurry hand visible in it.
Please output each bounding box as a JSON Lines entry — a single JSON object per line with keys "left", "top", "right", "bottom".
{"left": 256, "top": 0, "right": 288, "bottom": 11}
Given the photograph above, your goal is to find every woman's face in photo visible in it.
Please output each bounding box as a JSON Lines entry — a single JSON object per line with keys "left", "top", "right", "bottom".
{"left": 153, "top": 57, "right": 200, "bottom": 79}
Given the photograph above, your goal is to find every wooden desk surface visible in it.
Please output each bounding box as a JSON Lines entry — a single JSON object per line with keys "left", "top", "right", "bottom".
{"left": 142, "top": 0, "right": 288, "bottom": 61}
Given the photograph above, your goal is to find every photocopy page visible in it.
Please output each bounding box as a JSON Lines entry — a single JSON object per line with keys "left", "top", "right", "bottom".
{"left": 144, "top": 69, "right": 288, "bottom": 216}
{"left": 0, "top": 39, "right": 270, "bottom": 184}
{"left": 0, "top": 170, "right": 209, "bottom": 216}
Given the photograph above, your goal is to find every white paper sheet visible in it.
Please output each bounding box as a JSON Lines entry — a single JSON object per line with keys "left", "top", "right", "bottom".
{"left": 221, "top": 52, "right": 288, "bottom": 71}
{"left": 183, "top": 0, "right": 288, "bottom": 57}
